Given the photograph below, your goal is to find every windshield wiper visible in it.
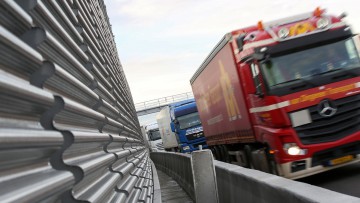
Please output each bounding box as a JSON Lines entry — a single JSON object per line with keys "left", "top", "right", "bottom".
{"left": 273, "top": 77, "right": 317, "bottom": 88}
{"left": 312, "top": 66, "right": 359, "bottom": 77}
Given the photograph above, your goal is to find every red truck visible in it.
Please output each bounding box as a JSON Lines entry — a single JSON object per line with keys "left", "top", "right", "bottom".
{"left": 190, "top": 8, "right": 360, "bottom": 179}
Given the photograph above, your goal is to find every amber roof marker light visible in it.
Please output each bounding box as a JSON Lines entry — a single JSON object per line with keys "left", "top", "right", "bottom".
{"left": 313, "top": 7, "right": 325, "bottom": 17}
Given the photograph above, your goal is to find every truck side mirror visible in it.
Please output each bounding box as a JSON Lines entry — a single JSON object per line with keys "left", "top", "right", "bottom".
{"left": 253, "top": 53, "right": 265, "bottom": 61}
{"left": 251, "top": 63, "right": 264, "bottom": 98}
{"left": 170, "top": 122, "right": 175, "bottom": 132}
{"left": 236, "top": 33, "right": 246, "bottom": 52}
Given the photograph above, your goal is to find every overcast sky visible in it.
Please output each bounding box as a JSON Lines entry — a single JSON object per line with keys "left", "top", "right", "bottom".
{"left": 104, "top": 0, "right": 360, "bottom": 104}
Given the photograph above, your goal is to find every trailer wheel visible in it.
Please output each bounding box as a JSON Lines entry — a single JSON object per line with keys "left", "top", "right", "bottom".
{"left": 244, "top": 145, "right": 254, "bottom": 169}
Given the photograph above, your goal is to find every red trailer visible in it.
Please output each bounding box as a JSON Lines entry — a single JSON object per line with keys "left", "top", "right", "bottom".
{"left": 191, "top": 8, "right": 360, "bottom": 179}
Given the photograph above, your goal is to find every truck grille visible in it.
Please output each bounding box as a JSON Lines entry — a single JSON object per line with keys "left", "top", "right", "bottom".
{"left": 186, "top": 132, "right": 204, "bottom": 141}
{"left": 155, "top": 142, "right": 164, "bottom": 150}
{"left": 293, "top": 94, "right": 360, "bottom": 145}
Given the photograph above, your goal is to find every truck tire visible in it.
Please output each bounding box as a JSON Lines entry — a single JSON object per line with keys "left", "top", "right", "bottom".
{"left": 210, "top": 147, "right": 218, "bottom": 159}
{"left": 268, "top": 159, "right": 279, "bottom": 175}
{"left": 244, "top": 145, "right": 254, "bottom": 169}
{"left": 214, "top": 146, "right": 222, "bottom": 161}
{"left": 266, "top": 150, "right": 279, "bottom": 175}
{"left": 219, "top": 145, "right": 231, "bottom": 163}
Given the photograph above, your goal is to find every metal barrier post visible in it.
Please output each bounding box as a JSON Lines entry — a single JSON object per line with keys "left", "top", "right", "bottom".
{"left": 191, "top": 149, "right": 219, "bottom": 203}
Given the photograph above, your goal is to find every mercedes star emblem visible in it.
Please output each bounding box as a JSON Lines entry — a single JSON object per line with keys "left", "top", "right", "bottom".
{"left": 317, "top": 99, "right": 337, "bottom": 117}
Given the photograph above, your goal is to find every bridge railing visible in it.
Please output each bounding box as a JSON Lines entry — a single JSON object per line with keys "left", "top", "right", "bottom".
{"left": 151, "top": 151, "right": 359, "bottom": 203}
{"left": 135, "top": 92, "right": 194, "bottom": 112}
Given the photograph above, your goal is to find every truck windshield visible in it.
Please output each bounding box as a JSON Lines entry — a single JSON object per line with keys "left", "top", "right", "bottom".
{"left": 261, "top": 38, "right": 360, "bottom": 91}
{"left": 148, "top": 130, "right": 161, "bottom": 141}
{"left": 177, "top": 112, "right": 201, "bottom": 130}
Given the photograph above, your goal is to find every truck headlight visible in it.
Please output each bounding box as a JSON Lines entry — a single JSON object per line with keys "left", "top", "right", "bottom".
{"left": 283, "top": 143, "right": 307, "bottom": 155}
{"left": 182, "top": 146, "right": 190, "bottom": 151}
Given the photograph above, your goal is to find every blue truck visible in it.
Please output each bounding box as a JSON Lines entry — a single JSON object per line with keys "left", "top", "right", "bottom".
{"left": 157, "top": 99, "right": 207, "bottom": 152}
{"left": 170, "top": 99, "right": 207, "bottom": 153}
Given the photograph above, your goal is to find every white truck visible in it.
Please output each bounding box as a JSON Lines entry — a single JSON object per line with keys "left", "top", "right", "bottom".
{"left": 144, "top": 123, "right": 164, "bottom": 152}
{"left": 156, "top": 106, "right": 179, "bottom": 151}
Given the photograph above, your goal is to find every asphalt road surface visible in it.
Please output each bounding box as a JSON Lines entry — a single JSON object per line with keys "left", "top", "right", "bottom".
{"left": 298, "top": 162, "right": 360, "bottom": 198}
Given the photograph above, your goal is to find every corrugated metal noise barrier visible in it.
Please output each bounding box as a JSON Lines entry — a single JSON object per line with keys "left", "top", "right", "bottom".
{"left": 150, "top": 152, "right": 195, "bottom": 201}
{"left": 0, "top": 0, "right": 155, "bottom": 202}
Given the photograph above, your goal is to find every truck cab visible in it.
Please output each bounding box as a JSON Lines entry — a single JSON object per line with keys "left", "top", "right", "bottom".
{"left": 171, "top": 99, "right": 207, "bottom": 153}
{"left": 235, "top": 9, "right": 360, "bottom": 179}
{"left": 145, "top": 123, "right": 164, "bottom": 152}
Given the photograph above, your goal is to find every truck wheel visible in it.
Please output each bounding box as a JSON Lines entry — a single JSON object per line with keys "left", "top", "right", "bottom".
{"left": 210, "top": 148, "right": 218, "bottom": 159}
{"left": 213, "top": 146, "right": 222, "bottom": 161}
{"left": 269, "top": 159, "right": 279, "bottom": 175}
{"left": 244, "top": 145, "right": 254, "bottom": 169}
{"left": 219, "top": 145, "right": 231, "bottom": 163}
{"left": 266, "top": 151, "right": 279, "bottom": 175}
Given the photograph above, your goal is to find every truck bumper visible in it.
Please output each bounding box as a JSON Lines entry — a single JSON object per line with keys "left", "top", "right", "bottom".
{"left": 278, "top": 154, "right": 360, "bottom": 179}
{"left": 261, "top": 125, "right": 360, "bottom": 179}
{"left": 180, "top": 142, "right": 208, "bottom": 153}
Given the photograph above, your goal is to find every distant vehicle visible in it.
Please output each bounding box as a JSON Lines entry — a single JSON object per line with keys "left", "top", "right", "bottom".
{"left": 143, "top": 123, "right": 164, "bottom": 152}
{"left": 190, "top": 8, "right": 360, "bottom": 179}
{"left": 171, "top": 99, "right": 207, "bottom": 153}
{"left": 156, "top": 99, "right": 207, "bottom": 152}
{"left": 156, "top": 105, "right": 179, "bottom": 151}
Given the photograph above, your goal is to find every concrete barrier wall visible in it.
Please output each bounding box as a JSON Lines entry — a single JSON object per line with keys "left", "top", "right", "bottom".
{"left": 151, "top": 151, "right": 360, "bottom": 203}
{"left": 150, "top": 152, "right": 195, "bottom": 200}
{"left": 215, "top": 161, "right": 359, "bottom": 203}
{"left": 0, "top": 1, "right": 154, "bottom": 202}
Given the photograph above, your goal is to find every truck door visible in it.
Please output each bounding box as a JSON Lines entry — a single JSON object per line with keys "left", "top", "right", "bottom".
{"left": 250, "top": 63, "right": 264, "bottom": 97}
{"left": 248, "top": 62, "right": 268, "bottom": 126}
